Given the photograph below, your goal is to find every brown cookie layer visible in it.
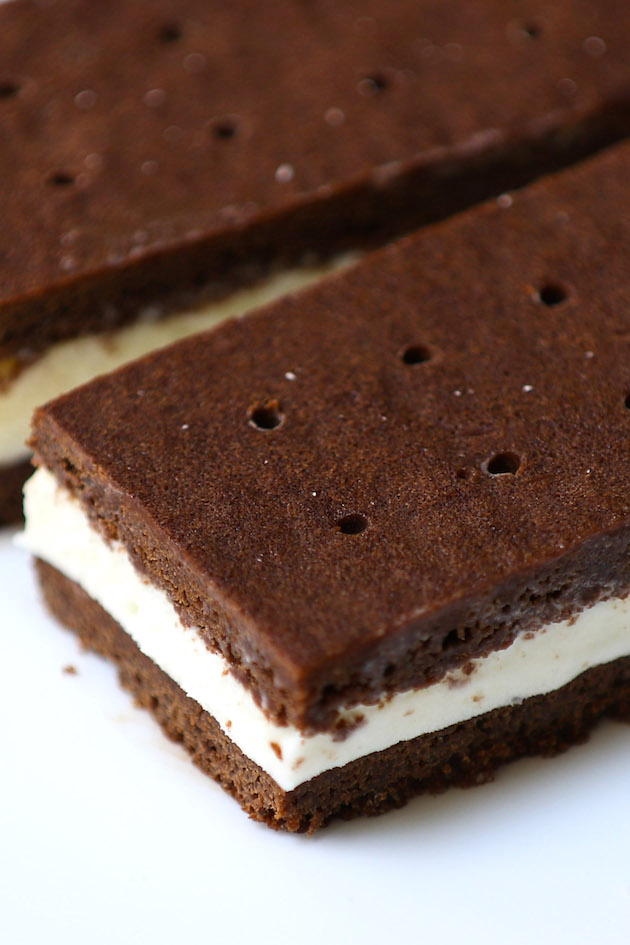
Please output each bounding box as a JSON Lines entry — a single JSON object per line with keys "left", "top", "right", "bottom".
{"left": 32, "top": 141, "right": 630, "bottom": 730}
{"left": 0, "top": 459, "right": 31, "bottom": 524}
{"left": 36, "top": 559, "right": 630, "bottom": 833}
{"left": 4, "top": 0, "right": 630, "bottom": 358}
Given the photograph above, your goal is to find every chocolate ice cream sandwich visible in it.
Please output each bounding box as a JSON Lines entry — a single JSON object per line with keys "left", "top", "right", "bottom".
{"left": 22, "top": 141, "right": 630, "bottom": 830}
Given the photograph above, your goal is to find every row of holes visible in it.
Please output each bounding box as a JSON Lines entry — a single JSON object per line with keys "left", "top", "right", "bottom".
{"left": 155, "top": 20, "right": 612, "bottom": 56}
{"left": 246, "top": 277, "right": 571, "bottom": 494}
{"left": 249, "top": 290, "right": 568, "bottom": 427}
{"left": 249, "top": 402, "right": 521, "bottom": 470}
{"left": 157, "top": 19, "right": 546, "bottom": 54}
{"left": 157, "top": 21, "right": 547, "bottom": 49}
{"left": 252, "top": 377, "right": 630, "bottom": 482}
{"left": 0, "top": 20, "right": 554, "bottom": 111}
{"left": 0, "top": 71, "right": 395, "bottom": 109}
{"left": 314, "top": 450, "right": 520, "bottom": 538}
{"left": 4, "top": 15, "right": 604, "bottom": 108}
{"left": 0, "top": 76, "right": 384, "bottom": 106}
{"left": 400, "top": 285, "right": 567, "bottom": 365}
{"left": 251, "top": 403, "right": 522, "bottom": 472}
{"left": 248, "top": 392, "right": 523, "bottom": 538}
{"left": 42, "top": 111, "right": 238, "bottom": 189}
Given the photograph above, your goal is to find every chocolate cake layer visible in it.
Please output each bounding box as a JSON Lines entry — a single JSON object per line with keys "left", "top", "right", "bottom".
{"left": 4, "top": 0, "right": 630, "bottom": 361}
{"left": 0, "top": 459, "right": 32, "bottom": 525}
{"left": 36, "top": 560, "right": 630, "bottom": 832}
{"left": 31, "top": 141, "right": 630, "bottom": 731}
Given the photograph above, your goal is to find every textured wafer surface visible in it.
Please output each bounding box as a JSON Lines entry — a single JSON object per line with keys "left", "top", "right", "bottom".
{"left": 4, "top": 0, "right": 630, "bottom": 356}
{"left": 32, "top": 143, "right": 630, "bottom": 728}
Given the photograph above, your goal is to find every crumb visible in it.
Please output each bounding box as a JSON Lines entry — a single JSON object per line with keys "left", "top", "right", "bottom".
{"left": 270, "top": 741, "right": 283, "bottom": 760}
{"left": 332, "top": 712, "right": 366, "bottom": 740}
{"left": 275, "top": 163, "right": 294, "bottom": 183}
{"left": 63, "top": 664, "right": 78, "bottom": 675}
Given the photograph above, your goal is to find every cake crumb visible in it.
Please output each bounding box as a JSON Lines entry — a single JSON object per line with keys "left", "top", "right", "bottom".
{"left": 270, "top": 741, "right": 283, "bottom": 760}
{"left": 583, "top": 35, "right": 607, "bottom": 56}
{"left": 63, "top": 664, "right": 78, "bottom": 675}
{"left": 275, "top": 163, "right": 294, "bottom": 183}
{"left": 557, "top": 77, "right": 578, "bottom": 97}
{"left": 144, "top": 88, "right": 166, "bottom": 108}
{"left": 141, "top": 160, "right": 159, "bottom": 176}
{"left": 184, "top": 52, "right": 206, "bottom": 73}
{"left": 325, "top": 107, "right": 345, "bottom": 126}
{"left": 74, "top": 89, "right": 96, "bottom": 110}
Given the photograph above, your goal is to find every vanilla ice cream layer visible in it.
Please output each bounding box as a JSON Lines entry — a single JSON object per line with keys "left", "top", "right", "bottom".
{"left": 21, "top": 467, "right": 630, "bottom": 791}
{"left": 0, "top": 260, "right": 349, "bottom": 466}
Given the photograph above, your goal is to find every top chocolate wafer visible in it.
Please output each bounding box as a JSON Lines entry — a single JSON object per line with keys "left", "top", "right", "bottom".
{"left": 3, "top": 0, "right": 630, "bottom": 358}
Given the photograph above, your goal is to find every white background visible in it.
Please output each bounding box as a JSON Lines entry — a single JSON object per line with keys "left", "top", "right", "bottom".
{"left": 3, "top": 531, "right": 630, "bottom": 945}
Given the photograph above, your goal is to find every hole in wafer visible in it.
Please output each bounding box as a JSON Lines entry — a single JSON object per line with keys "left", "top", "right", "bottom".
{"left": 211, "top": 117, "right": 238, "bottom": 140}
{"left": 358, "top": 73, "right": 389, "bottom": 95}
{"left": 523, "top": 23, "right": 541, "bottom": 39}
{"left": 485, "top": 452, "right": 520, "bottom": 476}
{"left": 624, "top": 393, "right": 630, "bottom": 410}
{"left": 249, "top": 401, "right": 283, "bottom": 431}
{"left": 157, "top": 22, "right": 182, "bottom": 43}
{"left": 337, "top": 513, "right": 368, "bottom": 535}
{"left": 0, "top": 81, "right": 19, "bottom": 98}
{"left": 401, "top": 344, "right": 431, "bottom": 365}
{"left": 47, "top": 171, "right": 75, "bottom": 187}
{"left": 538, "top": 282, "right": 567, "bottom": 306}
{"left": 443, "top": 626, "right": 472, "bottom": 649}
{"left": 443, "top": 629, "right": 459, "bottom": 649}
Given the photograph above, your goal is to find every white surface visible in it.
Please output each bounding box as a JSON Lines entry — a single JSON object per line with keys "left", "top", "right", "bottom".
{"left": 3, "top": 530, "right": 630, "bottom": 944}
{"left": 22, "top": 466, "right": 630, "bottom": 791}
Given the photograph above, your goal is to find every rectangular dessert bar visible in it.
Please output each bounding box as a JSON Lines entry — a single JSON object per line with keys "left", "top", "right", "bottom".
{"left": 3, "top": 0, "right": 630, "bottom": 517}
{"left": 23, "top": 140, "right": 630, "bottom": 831}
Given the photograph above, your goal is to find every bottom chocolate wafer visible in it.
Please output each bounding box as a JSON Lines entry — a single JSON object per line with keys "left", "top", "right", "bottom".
{"left": 35, "top": 559, "right": 630, "bottom": 833}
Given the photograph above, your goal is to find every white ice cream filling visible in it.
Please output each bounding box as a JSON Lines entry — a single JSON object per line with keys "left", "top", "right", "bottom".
{"left": 0, "top": 261, "right": 349, "bottom": 466}
{"left": 21, "top": 467, "right": 630, "bottom": 792}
